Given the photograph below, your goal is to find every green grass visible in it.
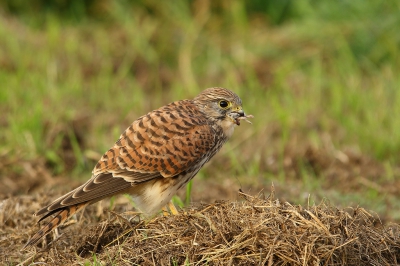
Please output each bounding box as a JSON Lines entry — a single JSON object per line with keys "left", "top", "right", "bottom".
{"left": 1, "top": 1, "right": 400, "bottom": 220}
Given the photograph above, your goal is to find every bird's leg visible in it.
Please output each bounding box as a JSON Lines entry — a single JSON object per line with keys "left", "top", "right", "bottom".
{"left": 161, "top": 206, "right": 170, "bottom": 216}
{"left": 168, "top": 200, "right": 179, "bottom": 215}
{"left": 53, "top": 227, "right": 60, "bottom": 241}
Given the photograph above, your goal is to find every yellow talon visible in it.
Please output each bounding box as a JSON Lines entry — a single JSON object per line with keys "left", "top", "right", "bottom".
{"left": 168, "top": 200, "right": 179, "bottom": 215}
{"left": 162, "top": 206, "right": 170, "bottom": 216}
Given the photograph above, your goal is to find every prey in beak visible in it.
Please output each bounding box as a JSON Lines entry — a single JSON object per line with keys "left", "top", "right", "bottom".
{"left": 232, "top": 110, "right": 254, "bottom": 126}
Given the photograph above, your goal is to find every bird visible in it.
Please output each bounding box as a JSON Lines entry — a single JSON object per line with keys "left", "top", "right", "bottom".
{"left": 23, "top": 87, "right": 253, "bottom": 249}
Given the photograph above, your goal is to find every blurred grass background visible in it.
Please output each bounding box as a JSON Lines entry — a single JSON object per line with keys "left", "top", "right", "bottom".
{"left": 1, "top": 0, "right": 400, "bottom": 220}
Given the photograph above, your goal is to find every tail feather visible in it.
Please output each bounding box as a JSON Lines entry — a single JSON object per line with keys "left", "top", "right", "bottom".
{"left": 22, "top": 202, "right": 87, "bottom": 250}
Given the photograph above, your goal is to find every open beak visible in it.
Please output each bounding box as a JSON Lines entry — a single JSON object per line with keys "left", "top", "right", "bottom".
{"left": 234, "top": 110, "right": 245, "bottom": 125}
{"left": 232, "top": 109, "right": 253, "bottom": 126}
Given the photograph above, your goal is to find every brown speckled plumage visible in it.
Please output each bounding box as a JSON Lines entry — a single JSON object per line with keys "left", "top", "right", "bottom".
{"left": 23, "top": 87, "right": 252, "bottom": 249}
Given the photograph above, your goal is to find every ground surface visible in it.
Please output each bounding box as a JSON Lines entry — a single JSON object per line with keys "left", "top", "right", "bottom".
{"left": 3, "top": 186, "right": 400, "bottom": 265}
{"left": 2, "top": 151, "right": 400, "bottom": 265}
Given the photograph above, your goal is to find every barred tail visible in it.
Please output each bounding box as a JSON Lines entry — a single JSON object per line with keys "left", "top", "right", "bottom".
{"left": 22, "top": 202, "right": 87, "bottom": 250}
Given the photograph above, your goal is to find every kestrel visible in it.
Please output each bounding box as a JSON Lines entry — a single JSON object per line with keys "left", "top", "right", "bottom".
{"left": 23, "top": 87, "right": 253, "bottom": 249}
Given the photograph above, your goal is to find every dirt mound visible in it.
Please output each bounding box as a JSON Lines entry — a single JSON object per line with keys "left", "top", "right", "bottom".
{"left": 3, "top": 189, "right": 399, "bottom": 265}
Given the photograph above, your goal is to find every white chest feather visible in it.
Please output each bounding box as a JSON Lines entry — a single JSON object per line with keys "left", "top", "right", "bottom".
{"left": 219, "top": 118, "right": 237, "bottom": 139}
{"left": 130, "top": 173, "right": 193, "bottom": 216}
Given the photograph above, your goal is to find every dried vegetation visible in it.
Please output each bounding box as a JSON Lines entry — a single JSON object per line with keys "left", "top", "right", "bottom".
{"left": 2, "top": 189, "right": 399, "bottom": 265}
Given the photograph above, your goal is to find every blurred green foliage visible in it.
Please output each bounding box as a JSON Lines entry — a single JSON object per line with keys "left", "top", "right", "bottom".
{"left": 2, "top": 0, "right": 301, "bottom": 25}
{"left": 1, "top": 0, "right": 399, "bottom": 161}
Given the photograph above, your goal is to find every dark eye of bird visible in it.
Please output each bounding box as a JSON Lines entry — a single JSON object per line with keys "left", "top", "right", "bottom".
{"left": 219, "top": 100, "right": 229, "bottom": 108}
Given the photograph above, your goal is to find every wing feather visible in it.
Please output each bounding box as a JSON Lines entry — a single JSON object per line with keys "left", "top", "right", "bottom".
{"left": 36, "top": 100, "right": 216, "bottom": 219}
{"left": 94, "top": 100, "right": 216, "bottom": 178}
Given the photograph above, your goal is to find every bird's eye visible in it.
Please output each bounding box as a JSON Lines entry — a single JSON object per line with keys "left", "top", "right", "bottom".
{"left": 219, "top": 100, "right": 230, "bottom": 109}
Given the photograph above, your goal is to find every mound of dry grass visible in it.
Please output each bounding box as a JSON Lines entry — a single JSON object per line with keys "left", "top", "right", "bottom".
{"left": 2, "top": 188, "right": 399, "bottom": 265}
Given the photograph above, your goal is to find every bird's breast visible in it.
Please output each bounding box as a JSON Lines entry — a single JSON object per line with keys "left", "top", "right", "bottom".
{"left": 218, "top": 118, "right": 237, "bottom": 139}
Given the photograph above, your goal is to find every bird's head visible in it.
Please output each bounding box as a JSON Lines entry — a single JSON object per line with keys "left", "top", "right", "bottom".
{"left": 194, "top": 87, "right": 252, "bottom": 138}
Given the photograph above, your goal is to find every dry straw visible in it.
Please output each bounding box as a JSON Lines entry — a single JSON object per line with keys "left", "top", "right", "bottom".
{"left": 2, "top": 188, "right": 400, "bottom": 265}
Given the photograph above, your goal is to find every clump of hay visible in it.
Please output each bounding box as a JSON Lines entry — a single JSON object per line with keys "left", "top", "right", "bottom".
{"left": 4, "top": 189, "right": 400, "bottom": 265}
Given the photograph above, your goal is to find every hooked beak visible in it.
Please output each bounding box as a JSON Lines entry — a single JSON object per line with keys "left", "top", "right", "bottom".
{"left": 236, "top": 110, "right": 245, "bottom": 117}
{"left": 232, "top": 108, "right": 246, "bottom": 125}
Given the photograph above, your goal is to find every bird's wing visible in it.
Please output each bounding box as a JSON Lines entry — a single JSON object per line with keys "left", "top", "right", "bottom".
{"left": 36, "top": 101, "right": 215, "bottom": 217}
